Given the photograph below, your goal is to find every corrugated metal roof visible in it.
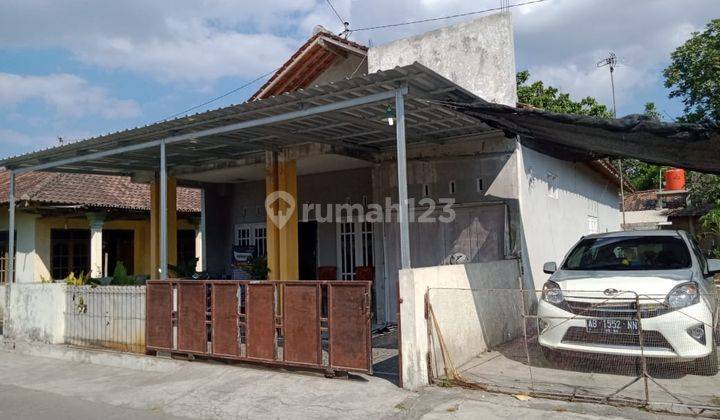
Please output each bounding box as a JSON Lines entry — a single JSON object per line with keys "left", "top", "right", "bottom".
{"left": 0, "top": 63, "right": 492, "bottom": 176}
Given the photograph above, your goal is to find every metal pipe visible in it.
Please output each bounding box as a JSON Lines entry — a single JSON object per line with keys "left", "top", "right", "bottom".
{"left": 200, "top": 188, "right": 207, "bottom": 272}
{"left": 8, "top": 170, "right": 15, "bottom": 283}
{"left": 395, "top": 89, "right": 411, "bottom": 270}
{"left": 160, "top": 141, "right": 168, "bottom": 280}
{"left": 12, "top": 88, "right": 407, "bottom": 175}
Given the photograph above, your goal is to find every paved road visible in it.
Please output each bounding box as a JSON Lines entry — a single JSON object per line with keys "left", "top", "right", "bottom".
{"left": 0, "top": 384, "right": 182, "bottom": 420}
{"left": 0, "top": 349, "right": 678, "bottom": 419}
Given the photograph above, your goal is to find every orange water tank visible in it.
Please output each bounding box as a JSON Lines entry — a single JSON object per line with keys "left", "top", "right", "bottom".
{"left": 665, "top": 168, "right": 686, "bottom": 190}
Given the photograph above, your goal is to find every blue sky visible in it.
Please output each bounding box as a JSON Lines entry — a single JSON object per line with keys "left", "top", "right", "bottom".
{"left": 1, "top": 0, "right": 718, "bottom": 159}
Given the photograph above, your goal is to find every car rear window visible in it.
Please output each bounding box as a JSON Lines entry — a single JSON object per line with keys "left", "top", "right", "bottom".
{"left": 562, "top": 236, "right": 691, "bottom": 271}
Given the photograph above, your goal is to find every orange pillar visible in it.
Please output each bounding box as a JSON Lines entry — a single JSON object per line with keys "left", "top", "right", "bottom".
{"left": 150, "top": 176, "right": 178, "bottom": 279}
{"left": 278, "top": 155, "right": 299, "bottom": 281}
{"left": 264, "top": 151, "right": 299, "bottom": 281}
{"left": 265, "top": 152, "right": 281, "bottom": 280}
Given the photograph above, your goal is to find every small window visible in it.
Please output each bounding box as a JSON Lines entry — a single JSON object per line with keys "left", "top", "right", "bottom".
{"left": 449, "top": 180, "right": 456, "bottom": 194}
{"left": 476, "top": 178, "right": 484, "bottom": 192}
{"left": 423, "top": 184, "right": 430, "bottom": 197}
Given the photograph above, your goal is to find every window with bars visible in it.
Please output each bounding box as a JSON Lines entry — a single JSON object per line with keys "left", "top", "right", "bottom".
{"left": 337, "top": 221, "right": 374, "bottom": 280}
{"left": 235, "top": 224, "right": 267, "bottom": 256}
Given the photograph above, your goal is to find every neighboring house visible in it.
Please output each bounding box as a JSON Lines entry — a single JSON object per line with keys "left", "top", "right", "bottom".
{"left": 0, "top": 170, "right": 201, "bottom": 283}
{"left": 624, "top": 188, "right": 718, "bottom": 252}
{"left": 0, "top": 14, "right": 625, "bottom": 324}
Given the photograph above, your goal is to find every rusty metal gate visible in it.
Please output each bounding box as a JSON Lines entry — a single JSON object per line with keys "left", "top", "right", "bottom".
{"left": 145, "top": 280, "right": 373, "bottom": 374}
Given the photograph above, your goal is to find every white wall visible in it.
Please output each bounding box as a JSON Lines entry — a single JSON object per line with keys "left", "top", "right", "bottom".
{"left": 399, "top": 259, "right": 521, "bottom": 390}
{"left": 517, "top": 145, "right": 622, "bottom": 290}
{"left": 0, "top": 210, "right": 39, "bottom": 283}
{"left": 368, "top": 12, "right": 517, "bottom": 106}
{"left": 4, "top": 283, "right": 66, "bottom": 344}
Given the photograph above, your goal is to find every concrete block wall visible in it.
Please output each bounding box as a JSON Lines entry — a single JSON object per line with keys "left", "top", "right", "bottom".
{"left": 399, "top": 259, "right": 521, "bottom": 390}
{"left": 4, "top": 284, "right": 146, "bottom": 352}
{"left": 4, "top": 283, "right": 66, "bottom": 344}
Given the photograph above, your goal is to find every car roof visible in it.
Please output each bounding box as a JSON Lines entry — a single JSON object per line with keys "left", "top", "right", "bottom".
{"left": 583, "top": 230, "right": 685, "bottom": 239}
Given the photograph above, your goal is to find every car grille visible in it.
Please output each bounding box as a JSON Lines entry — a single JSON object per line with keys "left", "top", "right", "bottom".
{"left": 561, "top": 327, "right": 674, "bottom": 351}
{"left": 564, "top": 300, "right": 672, "bottom": 319}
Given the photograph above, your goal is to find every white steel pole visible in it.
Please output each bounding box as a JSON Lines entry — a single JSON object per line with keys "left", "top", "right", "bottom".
{"left": 160, "top": 141, "right": 168, "bottom": 280}
{"left": 395, "top": 90, "right": 411, "bottom": 270}
{"left": 8, "top": 170, "right": 15, "bottom": 283}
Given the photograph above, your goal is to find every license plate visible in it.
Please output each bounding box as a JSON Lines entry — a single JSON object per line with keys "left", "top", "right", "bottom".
{"left": 585, "top": 318, "right": 639, "bottom": 335}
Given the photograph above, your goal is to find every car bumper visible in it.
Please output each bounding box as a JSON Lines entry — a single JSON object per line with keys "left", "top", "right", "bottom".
{"left": 537, "top": 300, "right": 714, "bottom": 360}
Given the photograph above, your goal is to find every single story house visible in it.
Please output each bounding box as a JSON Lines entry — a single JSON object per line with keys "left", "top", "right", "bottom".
{"left": 0, "top": 170, "right": 201, "bottom": 283}
{"left": 0, "top": 14, "right": 626, "bottom": 324}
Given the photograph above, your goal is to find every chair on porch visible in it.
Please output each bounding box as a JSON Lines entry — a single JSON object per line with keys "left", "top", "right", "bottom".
{"left": 317, "top": 266, "right": 337, "bottom": 280}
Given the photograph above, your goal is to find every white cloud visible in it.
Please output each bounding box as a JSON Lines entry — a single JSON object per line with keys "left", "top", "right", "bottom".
{"left": 0, "top": 73, "right": 141, "bottom": 119}
{"left": 76, "top": 32, "right": 297, "bottom": 84}
{"left": 0, "top": 0, "right": 323, "bottom": 85}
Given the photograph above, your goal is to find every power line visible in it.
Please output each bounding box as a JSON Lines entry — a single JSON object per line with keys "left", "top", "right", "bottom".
{"left": 325, "top": 0, "right": 346, "bottom": 26}
{"left": 156, "top": 69, "right": 278, "bottom": 123}
{"left": 352, "top": 0, "right": 549, "bottom": 32}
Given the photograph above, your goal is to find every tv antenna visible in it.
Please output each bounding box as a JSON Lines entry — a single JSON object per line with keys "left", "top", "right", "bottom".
{"left": 596, "top": 52, "right": 618, "bottom": 118}
{"left": 597, "top": 52, "right": 626, "bottom": 227}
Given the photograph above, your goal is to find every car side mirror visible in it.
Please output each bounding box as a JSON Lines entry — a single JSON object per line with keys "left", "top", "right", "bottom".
{"left": 543, "top": 261, "right": 557, "bottom": 274}
{"left": 708, "top": 259, "right": 720, "bottom": 275}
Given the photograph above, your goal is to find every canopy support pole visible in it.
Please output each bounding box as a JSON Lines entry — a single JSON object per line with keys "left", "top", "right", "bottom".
{"left": 395, "top": 89, "right": 411, "bottom": 270}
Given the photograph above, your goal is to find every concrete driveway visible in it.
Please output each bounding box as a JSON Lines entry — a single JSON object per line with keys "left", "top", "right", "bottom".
{"left": 0, "top": 345, "right": 682, "bottom": 419}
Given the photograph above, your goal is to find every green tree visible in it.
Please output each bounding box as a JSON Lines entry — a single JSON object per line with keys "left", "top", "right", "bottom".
{"left": 643, "top": 102, "right": 661, "bottom": 121}
{"left": 516, "top": 70, "right": 613, "bottom": 118}
{"left": 516, "top": 71, "right": 666, "bottom": 191}
{"left": 663, "top": 20, "right": 720, "bottom": 209}
{"left": 663, "top": 19, "right": 720, "bottom": 124}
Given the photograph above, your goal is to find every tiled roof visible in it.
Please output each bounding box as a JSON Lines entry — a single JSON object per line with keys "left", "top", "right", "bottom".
{"left": 0, "top": 170, "right": 200, "bottom": 213}
{"left": 623, "top": 189, "right": 687, "bottom": 212}
{"left": 250, "top": 30, "right": 368, "bottom": 101}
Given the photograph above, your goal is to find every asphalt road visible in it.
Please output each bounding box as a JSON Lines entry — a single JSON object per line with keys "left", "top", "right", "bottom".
{"left": 0, "top": 384, "right": 183, "bottom": 420}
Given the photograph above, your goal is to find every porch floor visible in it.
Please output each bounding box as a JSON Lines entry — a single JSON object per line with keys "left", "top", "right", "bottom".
{"left": 372, "top": 327, "right": 399, "bottom": 385}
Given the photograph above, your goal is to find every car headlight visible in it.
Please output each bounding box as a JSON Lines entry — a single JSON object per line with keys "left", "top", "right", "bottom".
{"left": 666, "top": 282, "right": 699, "bottom": 309}
{"left": 542, "top": 281, "right": 564, "bottom": 305}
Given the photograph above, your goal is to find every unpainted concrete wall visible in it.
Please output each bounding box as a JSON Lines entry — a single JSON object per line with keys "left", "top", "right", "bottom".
{"left": 399, "top": 259, "right": 521, "bottom": 390}
{"left": 4, "top": 283, "right": 146, "bottom": 352}
{"left": 4, "top": 283, "right": 66, "bottom": 344}
{"left": 368, "top": 12, "right": 517, "bottom": 106}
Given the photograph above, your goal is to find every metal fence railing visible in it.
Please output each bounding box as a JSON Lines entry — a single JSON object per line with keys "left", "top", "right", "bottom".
{"left": 64, "top": 285, "right": 146, "bottom": 353}
{"left": 426, "top": 287, "right": 720, "bottom": 417}
{"left": 0, "top": 255, "right": 14, "bottom": 284}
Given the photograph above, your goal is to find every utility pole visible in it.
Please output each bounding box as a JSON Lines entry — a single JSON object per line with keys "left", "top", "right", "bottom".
{"left": 597, "top": 52, "right": 627, "bottom": 228}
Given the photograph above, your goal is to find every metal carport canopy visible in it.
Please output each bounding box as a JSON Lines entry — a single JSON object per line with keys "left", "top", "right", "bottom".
{"left": 0, "top": 62, "right": 495, "bottom": 176}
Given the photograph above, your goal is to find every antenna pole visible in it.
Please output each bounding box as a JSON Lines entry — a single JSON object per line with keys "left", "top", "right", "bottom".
{"left": 597, "top": 52, "right": 626, "bottom": 228}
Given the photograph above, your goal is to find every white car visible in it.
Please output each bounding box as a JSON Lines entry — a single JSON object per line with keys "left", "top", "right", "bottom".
{"left": 537, "top": 230, "right": 720, "bottom": 375}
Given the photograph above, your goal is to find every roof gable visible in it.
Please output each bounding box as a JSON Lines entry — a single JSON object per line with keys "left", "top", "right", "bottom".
{"left": 250, "top": 30, "right": 367, "bottom": 101}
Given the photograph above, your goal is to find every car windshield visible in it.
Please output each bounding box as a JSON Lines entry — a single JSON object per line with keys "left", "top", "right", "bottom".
{"left": 562, "top": 236, "right": 691, "bottom": 271}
